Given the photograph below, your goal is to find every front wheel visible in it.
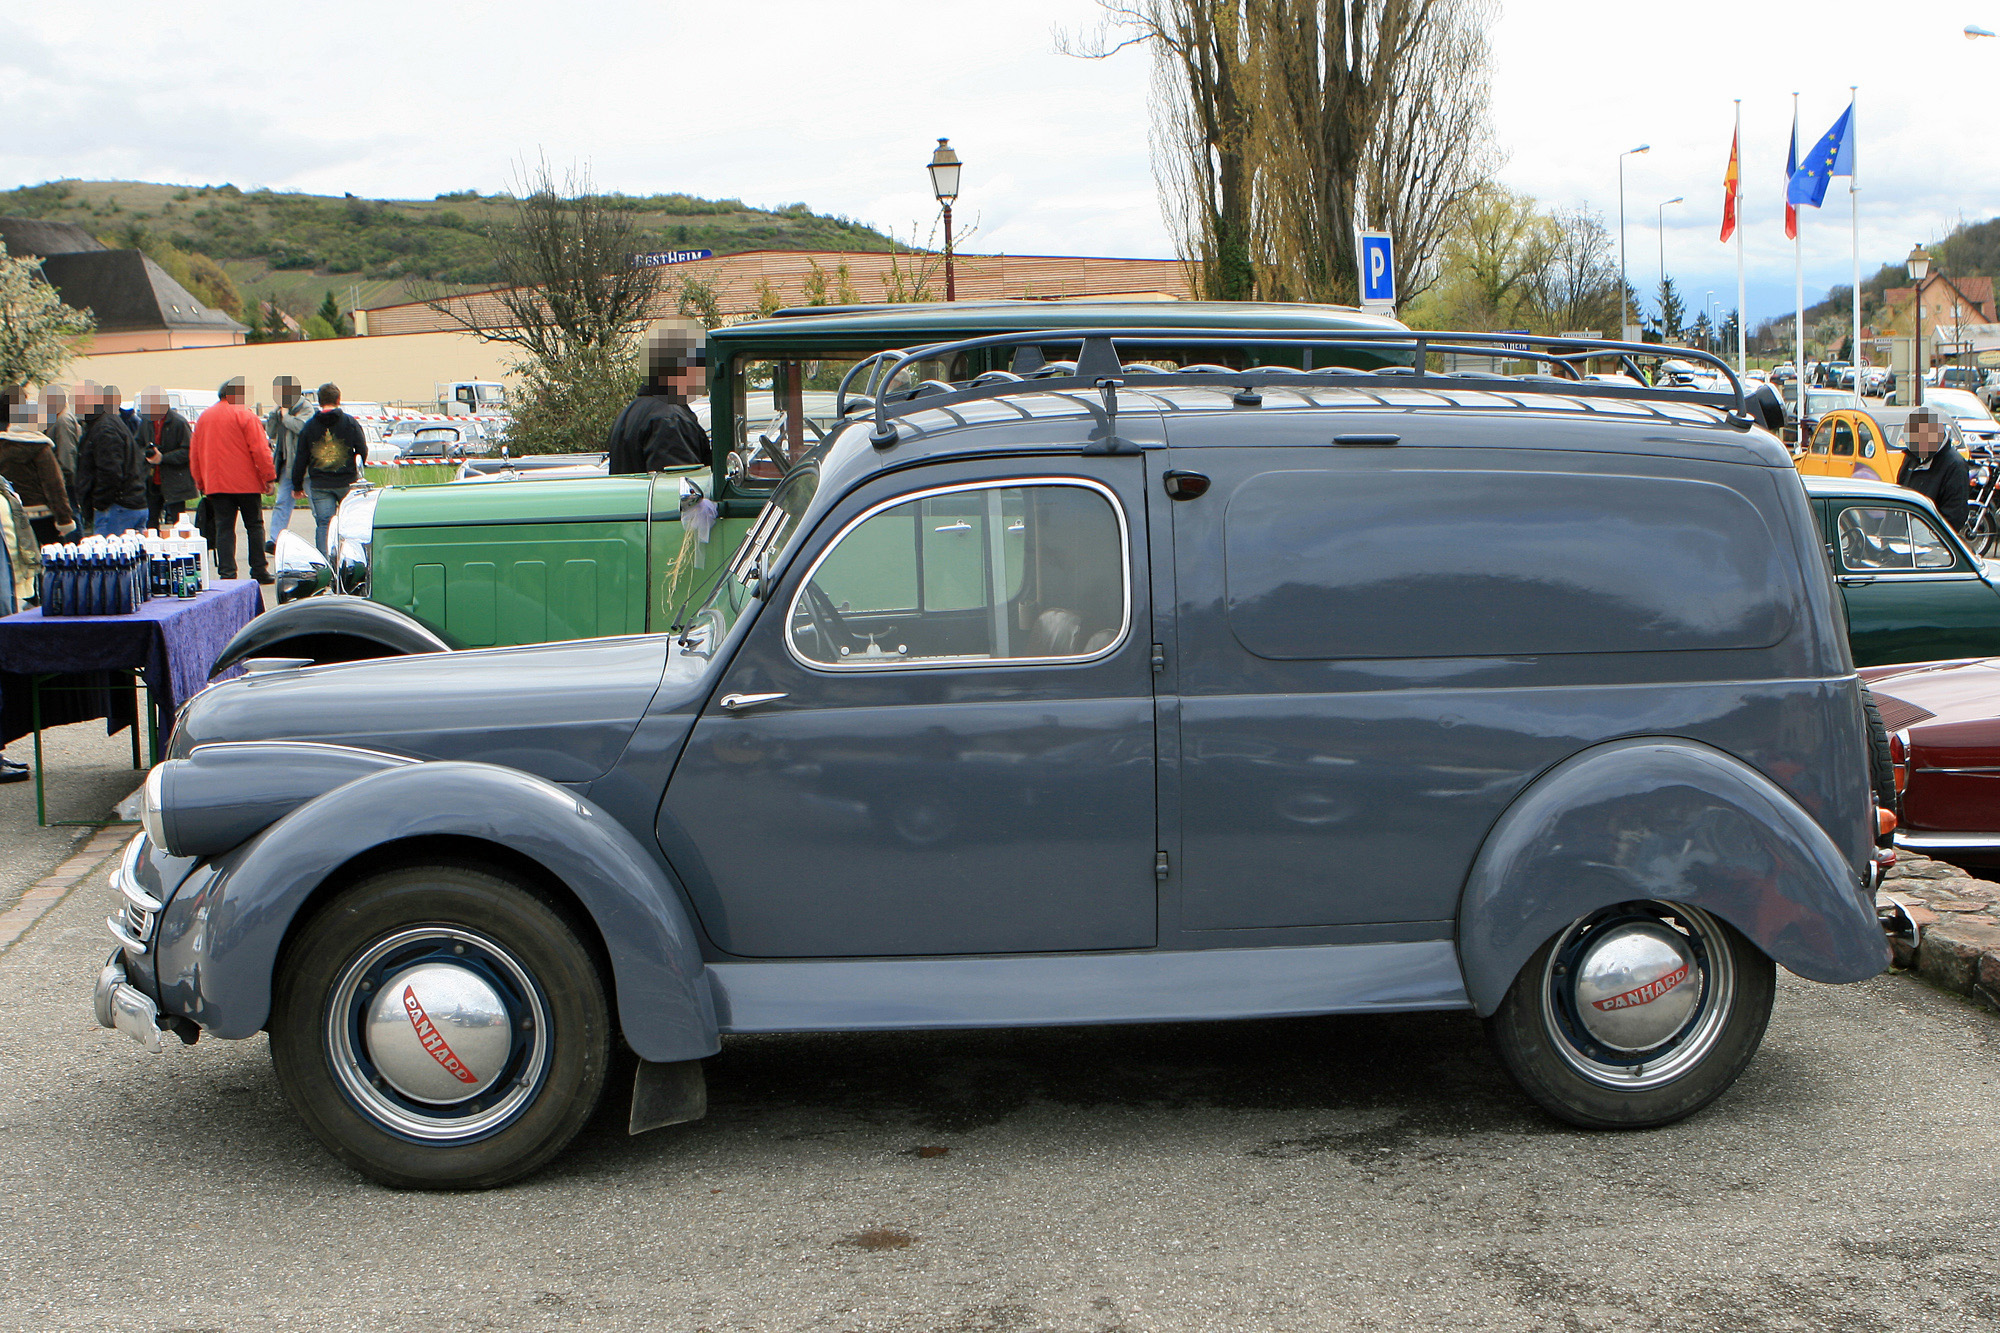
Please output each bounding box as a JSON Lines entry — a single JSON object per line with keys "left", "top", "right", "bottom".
{"left": 1486, "top": 901, "right": 1775, "bottom": 1129}
{"left": 269, "top": 864, "right": 612, "bottom": 1189}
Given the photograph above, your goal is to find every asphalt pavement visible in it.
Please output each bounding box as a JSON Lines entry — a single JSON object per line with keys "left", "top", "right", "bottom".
{"left": 1, "top": 851, "right": 1996, "bottom": 1331}
{"left": 4, "top": 509, "right": 1997, "bottom": 1331}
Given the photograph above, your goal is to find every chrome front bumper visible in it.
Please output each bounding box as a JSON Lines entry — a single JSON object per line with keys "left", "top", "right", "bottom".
{"left": 97, "top": 834, "right": 166, "bottom": 1052}
{"left": 94, "top": 951, "right": 162, "bottom": 1053}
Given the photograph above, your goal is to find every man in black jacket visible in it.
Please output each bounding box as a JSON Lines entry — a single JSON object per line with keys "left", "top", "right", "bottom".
{"left": 76, "top": 383, "right": 148, "bottom": 534}
{"left": 607, "top": 323, "right": 712, "bottom": 474}
{"left": 137, "top": 387, "right": 195, "bottom": 528}
{"left": 1897, "top": 407, "right": 1971, "bottom": 532}
{"left": 291, "top": 382, "right": 368, "bottom": 553}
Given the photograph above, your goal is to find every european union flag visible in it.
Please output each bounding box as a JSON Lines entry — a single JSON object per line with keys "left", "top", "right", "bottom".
{"left": 1787, "top": 104, "right": 1854, "bottom": 209}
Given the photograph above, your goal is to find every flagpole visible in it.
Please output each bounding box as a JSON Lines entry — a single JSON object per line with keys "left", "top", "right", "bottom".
{"left": 1794, "top": 92, "right": 1805, "bottom": 393}
{"left": 1736, "top": 98, "right": 1747, "bottom": 376}
{"left": 1849, "top": 86, "right": 1861, "bottom": 387}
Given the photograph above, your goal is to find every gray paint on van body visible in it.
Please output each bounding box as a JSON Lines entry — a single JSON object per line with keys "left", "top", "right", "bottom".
{"left": 129, "top": 384, "right": 1885, "bottom": 1054}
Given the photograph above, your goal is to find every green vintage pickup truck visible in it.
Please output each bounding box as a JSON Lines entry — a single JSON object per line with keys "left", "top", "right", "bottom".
{"left": 216, "top": 300, "right": 1414, "bottom": 669}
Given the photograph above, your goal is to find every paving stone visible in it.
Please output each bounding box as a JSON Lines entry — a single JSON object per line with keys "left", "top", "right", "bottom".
{"left": 1916, "top": 917, "right": 2000, "bottom": 995}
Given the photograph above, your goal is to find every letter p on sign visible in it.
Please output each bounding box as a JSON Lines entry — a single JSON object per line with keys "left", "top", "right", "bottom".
{"left": 1357, "top": 230, "right": 1395, "bottom": 312}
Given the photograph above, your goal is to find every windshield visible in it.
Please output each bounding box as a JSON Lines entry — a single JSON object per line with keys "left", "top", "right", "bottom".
{"left": 696, "top": 466, "right": 821, "bottom": 637}
{"left": 1931, "top": 393, "right": 1993, "bottom": 421}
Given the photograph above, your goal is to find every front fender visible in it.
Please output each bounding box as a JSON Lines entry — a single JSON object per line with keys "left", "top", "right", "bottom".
{"left": 209, "top": 595, "right": 451, "bottom": 677}
{"left": 1456, "top": 738, "right": 1887, "bottom": 1015}
{"left": 152, "top": 761, "right": 717, "bottom": 1062}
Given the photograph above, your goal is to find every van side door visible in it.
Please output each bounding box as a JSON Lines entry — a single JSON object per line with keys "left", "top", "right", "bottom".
{"left": 659, "top": 458, "right": 1158, "bottom": 958}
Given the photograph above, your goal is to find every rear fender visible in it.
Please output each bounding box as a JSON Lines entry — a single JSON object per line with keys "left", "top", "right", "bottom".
{"left": 1457, "top": 738, "right": 1887, "bottom": 1015}
{"left": 152, "top": 761, "right": 716, "bottom": 1062}
{"left": 209, "top": 595, "right": 451, "bottom": 677}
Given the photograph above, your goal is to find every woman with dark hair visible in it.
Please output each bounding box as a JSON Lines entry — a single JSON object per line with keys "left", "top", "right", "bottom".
{"left": 0, "top": 384, "right": 76, "bottom": 546}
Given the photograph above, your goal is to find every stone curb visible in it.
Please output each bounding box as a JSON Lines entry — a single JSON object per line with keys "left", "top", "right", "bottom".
{"left": 0, "top": 825, "right": 136, "bottom": 955}
{"left": 1877, "top": 852, "right": 2000, "bottom": 1009}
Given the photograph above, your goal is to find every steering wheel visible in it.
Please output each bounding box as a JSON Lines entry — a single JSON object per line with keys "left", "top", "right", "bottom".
{"left": 793, "top": 579, "right": 858, "bottom": 660}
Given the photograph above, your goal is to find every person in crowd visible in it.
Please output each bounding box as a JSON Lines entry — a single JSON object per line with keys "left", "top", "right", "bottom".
{"left": 1898, "top": 406, "right": 1971, "bottom": 532}
{"left": 190, "top": 376, "right": 275, "bottom": 583}
{"left": 0, "top": 463, "right": 33, "bottom": 780}
{"left": 607, "top": 322, "right": 712, "bottom": 474}
{"left": 291, "top": 382, "right": 367, "bottom": 554}
{"left": 137, "top": 387, "right": 195, "bottom": 529}
{"left": 40, "top": 384, "right": 80, "bottom": 515}
{"left": 265, "top": 375, "right": 312, "bottom": 553}
{"left": 77, "top": 383, "right": 148, "bottom": 535}
{"left": 0, "top": 385, "right": 77, "bottom": 546}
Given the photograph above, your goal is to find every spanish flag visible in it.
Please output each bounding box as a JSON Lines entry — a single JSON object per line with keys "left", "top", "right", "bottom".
{"left": 1720, "top": 127, "right": 1740, "bottom": 242}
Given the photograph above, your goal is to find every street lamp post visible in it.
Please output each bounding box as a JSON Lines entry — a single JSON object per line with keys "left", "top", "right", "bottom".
{"left": 927, "top": 138, "right": 962, "bottom": 303}
{"left": 1617, "top": 144, "right": 1650, "bottom": 342}
{"left": 1657, "top": 196, "right": 1684, "bottom": 338}
{"left": 1706, "top": 291, "right": 1717, "bottom": 355}
{"left": 1908, "top": 243, "right": 1931, "bottom": 407}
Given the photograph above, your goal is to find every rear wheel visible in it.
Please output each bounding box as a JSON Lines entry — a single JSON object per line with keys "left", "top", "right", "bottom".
{"left": 1487, "top": 901, "right": 1774, "bottom": 1129}
{"left": 1860, "top": 685, "right": 1897, "bottom": 820}
{"left": 269, "top": 864, "right": 611, "bottom": 1189}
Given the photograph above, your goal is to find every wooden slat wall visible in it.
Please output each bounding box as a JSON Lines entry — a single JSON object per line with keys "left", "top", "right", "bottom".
{"left": 365, "top": 250, "right": 1194, "bottom": 335}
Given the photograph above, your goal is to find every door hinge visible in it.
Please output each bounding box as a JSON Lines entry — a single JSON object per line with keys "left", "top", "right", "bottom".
{"left": 1151, "top": 643, "right": 1166, "bottom": 673}
{"left": 1155, "top": 851, "right": 1170, "bottom": 880}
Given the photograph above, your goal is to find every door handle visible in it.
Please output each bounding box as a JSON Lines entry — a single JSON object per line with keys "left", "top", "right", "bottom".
{"left": 719, "top": 692, "right": 788, "bottom": 712}
{"left": 1838, "top": 575, "right": 1876, "bottom": 587}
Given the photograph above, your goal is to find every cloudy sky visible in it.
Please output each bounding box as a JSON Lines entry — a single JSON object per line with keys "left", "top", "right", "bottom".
{"left": 3, "top": 0, "right": 1991, "bottom": 326}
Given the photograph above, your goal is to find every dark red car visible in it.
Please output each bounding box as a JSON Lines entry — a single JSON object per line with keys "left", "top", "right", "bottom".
{"left": 1860, "top": 658, "right": 2000, "bottom": 863}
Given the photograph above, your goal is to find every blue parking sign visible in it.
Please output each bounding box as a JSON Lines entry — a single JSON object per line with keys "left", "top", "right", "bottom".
{"left": 1357, "top": 231, "right": 1395, "bottom": 306}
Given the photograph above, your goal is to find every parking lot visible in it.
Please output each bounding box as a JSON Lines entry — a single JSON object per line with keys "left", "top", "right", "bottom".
{"left": 2, "top": 839, "right": 1997, "bottom": 1332}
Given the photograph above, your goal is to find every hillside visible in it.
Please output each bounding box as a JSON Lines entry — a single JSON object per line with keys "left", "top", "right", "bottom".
{"left": 1, "top": 178, "right": 901, "bottom": 314}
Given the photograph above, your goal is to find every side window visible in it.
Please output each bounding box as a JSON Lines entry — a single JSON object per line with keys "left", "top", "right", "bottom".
{"left": 1839, "top": 507, "right": 1957, "bottom": 571}
{"left": 1858, "top": 422, "right": 1877, "bottom": 459}
{"left": 1810, "top": 421, "right": 1832, "bottom": 455}
{"left": 792, "top": 480, "right": 1127, "bottom": 668}
{"left": 1830, "top": 420, "right": 1854, "bottom": 456}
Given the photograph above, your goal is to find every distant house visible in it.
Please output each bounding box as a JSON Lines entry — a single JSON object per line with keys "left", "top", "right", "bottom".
{"left": 0, "top": 216, "right": 247, "bottom": 352}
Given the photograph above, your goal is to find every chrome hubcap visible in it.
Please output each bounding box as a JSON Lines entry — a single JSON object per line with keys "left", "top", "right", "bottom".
{"left": 1542, "top": 902, "right": 1734, "bottom": 1091}
{"left": 327, "top": 926, "right": 550, "bottom": 1142}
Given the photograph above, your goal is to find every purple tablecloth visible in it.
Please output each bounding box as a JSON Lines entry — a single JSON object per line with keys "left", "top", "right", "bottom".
{"left": 0, "top": 581, "right": 262, "bottom": 753}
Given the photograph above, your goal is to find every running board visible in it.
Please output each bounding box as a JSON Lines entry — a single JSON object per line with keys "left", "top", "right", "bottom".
{"left": 706, "top": 941, "right": 1469, "bottom": 1034}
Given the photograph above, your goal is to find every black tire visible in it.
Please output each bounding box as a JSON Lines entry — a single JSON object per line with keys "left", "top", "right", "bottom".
{"left": 1860, "top": 684, "right": 1897, "bottom": 820}
{"left": 1486, "top": 901, "right": 1775, "bottom": 1129}
{"left": 1967, "top": 505, "right": 2000, "bottom": 558}
{"left": 269, "top": 863, "right": 612, "bottom": 1190}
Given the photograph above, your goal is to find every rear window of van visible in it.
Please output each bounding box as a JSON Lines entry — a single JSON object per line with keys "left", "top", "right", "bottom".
{"left": 1224, "top": 469, "right": 1794, "bottom": 660}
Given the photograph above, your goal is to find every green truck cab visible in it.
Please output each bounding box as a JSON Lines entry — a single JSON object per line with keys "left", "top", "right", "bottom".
{"left": 218, "top": 301, "right": 1411, "bottom": 671}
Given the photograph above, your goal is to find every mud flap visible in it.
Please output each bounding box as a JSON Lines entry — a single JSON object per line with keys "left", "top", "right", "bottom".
{"left": 630, "top": 1058, "right": 707, "bottom": 1135}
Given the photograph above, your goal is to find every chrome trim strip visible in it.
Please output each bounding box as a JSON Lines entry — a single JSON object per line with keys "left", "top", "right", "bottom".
{"left": 1917, "top": 766, "right": 2000, "bottom": 775}
{"left": 105, "top": 914, "right": 149, "bottom": 955}
{"left": 183, "top": 739, "right": 419, "bottom": 765}
{"left": 1892, "top": 830, "right": 2000, "bottom": 850}
{"left": 109, "top": 841, "right": 163, "bottom": 914}
{"left": 783, "top": 476, "right": 1134, "bottom": 674}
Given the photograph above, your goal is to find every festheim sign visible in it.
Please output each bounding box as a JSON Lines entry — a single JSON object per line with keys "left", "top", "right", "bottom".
{"left": 631, "top": 250, "right": 714, "bottom": 268}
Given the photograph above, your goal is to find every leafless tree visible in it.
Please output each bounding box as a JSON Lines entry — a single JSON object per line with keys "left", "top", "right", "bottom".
{"left": 1358, "top": 0, "right": 1500, "bottom": 304}
{"left": 423, "top": 160, "right": 665, "bottom": 364}
{"left": 1062, "top": 2, "right": 1257, "bottom": 299}
{"left": 1533, "top": 204, "right": 1623, "bottom": 336}
{"left": 1067, "top": 0, "right": 1495, "bottom": 308}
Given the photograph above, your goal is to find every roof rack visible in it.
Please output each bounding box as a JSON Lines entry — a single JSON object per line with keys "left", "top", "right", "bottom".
{"left": 841, "top": 328, "right": 1758, "bottom": 451}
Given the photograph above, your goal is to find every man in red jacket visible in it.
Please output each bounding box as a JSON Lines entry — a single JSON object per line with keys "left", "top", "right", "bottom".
{"left": 190, "top": 376, "right": 277, "bottom": 583}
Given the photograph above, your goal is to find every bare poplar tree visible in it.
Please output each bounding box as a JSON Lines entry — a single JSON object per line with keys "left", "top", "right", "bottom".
{"left": 1069, "top": 0, "right": 1495, "bottom": 308}
{"left": 1063, "top": 2, "right": 1256, "bottom": 300}
{"left": 1534, "top": 205, "right": 1623, "bottom": 336}
{"left": 1358, "top": 0, "right": 1500, "bottom": 304}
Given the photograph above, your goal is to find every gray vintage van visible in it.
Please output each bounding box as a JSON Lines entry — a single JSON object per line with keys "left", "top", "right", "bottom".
{"left": 97, "top": 330, "right": 1890, "bottom": 1189}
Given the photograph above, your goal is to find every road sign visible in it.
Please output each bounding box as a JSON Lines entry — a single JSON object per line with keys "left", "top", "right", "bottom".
{"left": 1356, "top": 230, "right": 1395, "bottom": 309}
{"left": 631, "top": 249, "right": 713, "bottom": 268}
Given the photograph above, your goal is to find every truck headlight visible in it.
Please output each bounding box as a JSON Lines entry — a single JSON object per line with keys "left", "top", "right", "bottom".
{"left": 138, "top": 764, "right": 167, "bottom": 848}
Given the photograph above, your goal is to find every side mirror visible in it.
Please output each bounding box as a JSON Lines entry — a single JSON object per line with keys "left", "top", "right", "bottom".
{"left": 1744, "top": 383, "right": 1787, "bottom": 433}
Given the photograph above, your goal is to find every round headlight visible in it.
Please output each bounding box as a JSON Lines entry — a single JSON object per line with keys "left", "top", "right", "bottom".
{"left": 139, "top": 764, "right": 168, "bottom": 849}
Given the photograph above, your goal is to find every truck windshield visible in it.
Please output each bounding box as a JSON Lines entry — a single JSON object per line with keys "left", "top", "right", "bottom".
{"left": 699, "top": 465, "right": 821, "bottom": 635}
{"left": 475, "top": 385, "right": 506, "bottom": 406}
